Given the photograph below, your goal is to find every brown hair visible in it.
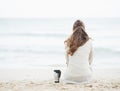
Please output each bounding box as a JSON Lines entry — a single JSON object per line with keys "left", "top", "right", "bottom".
{"left": 65, "top": 20, "right": 90, "bottom": 56}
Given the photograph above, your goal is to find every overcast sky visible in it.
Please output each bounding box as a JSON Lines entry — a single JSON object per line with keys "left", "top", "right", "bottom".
{"left": 0, "top": 0, "right": 120, "bottom": 18}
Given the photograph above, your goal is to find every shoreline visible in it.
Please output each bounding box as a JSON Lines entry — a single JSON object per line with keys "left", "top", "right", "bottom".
{"left": 0, "top": 64, "right": 120, "bottom": 82}
{"left": 0, "top": 65, "right": 120, "bottom": 91}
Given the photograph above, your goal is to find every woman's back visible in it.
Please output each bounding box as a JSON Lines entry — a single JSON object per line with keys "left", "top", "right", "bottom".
{"left": 69, "top": 39, "right": 92, "bottom": 66}
{"left": 64, "top": 39, "right": 93, "bottom": 83}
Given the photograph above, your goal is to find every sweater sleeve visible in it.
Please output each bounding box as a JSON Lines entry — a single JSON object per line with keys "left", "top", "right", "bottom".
{"left": 64, "top": 43, "right": 69, "bottom": 65}
{"left": 89, "top": 41, "right": 94, "bottom": 65}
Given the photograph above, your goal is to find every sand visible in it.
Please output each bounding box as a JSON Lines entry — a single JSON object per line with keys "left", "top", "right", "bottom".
{"left": 0, "top": 65, "right": 120, "bottom": 91}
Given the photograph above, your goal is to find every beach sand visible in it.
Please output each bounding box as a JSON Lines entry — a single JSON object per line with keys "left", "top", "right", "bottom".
{"left": 0, "top": 65, "right": 120, "bottom": 91}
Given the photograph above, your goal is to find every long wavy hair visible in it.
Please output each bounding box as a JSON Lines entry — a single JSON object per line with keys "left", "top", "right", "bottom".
{"left": 65, "top": 20, "right": 90, "bottom": 56}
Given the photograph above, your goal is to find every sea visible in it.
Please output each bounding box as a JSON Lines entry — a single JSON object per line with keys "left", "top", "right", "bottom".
{"left": 0, "top": 18, "right": 120, "bottom": 68}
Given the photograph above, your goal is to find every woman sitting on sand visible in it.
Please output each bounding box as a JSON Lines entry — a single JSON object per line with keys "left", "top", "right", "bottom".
{"left": 64, "top": 20, "right": 94, "bottom": 83}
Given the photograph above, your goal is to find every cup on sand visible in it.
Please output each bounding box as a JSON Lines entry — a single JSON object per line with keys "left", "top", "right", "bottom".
{"left": 53, "top": 70, "right": 61, "bottom": 83}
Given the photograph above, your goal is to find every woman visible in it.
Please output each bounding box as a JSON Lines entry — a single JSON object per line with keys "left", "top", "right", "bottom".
{"left": 64, "top": 20, "right": 94, "bottom": 84}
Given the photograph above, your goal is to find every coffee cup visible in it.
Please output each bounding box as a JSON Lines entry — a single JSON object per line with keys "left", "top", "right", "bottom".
{"left": 53, "top": 70, "right": 61, "bottom": 83}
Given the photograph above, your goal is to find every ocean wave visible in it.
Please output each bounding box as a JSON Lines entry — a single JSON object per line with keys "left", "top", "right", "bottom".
{"left": 0, "top": 33, "right": 68, "bottom": 38}
{"left": 94, "top": 47, "right": 120, "bottom": 57}
{"left": 0, "top": 47, "right": 120, "bottom": 55}
{"left": 0, "top": 48, "right": 64, "bottom": 54}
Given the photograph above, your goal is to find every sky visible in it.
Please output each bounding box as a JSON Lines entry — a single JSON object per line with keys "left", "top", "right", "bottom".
{"left": 0, "top": 0, "right": 120, "bottom": 18}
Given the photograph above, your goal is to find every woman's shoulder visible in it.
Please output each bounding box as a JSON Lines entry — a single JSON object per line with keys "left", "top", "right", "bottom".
{"left": 87, "top": 39, "right": 93, "bottom": 48}
{"left": 88, "top": 38, "right": 93, "bottom": 42}
{"left": 87, "top": 39, "right": 93, "bottom": 44}
{"left": 84, "top": 39, "right": 91, "bottom": 44}
{"left": 81, "top": 39, "right": 93, "bottom": 48}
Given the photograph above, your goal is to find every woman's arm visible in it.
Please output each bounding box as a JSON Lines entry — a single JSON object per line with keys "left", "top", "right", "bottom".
{"left": 89, "top": 44, "right": 94, "bottom": 65}
{"left": 65, "top": 43, "right": 69, "bottom": 66}
{"left": 65, "top": 52, "right": 69, "bottom": 66}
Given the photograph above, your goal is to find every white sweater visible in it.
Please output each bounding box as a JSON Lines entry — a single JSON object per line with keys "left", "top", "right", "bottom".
{"left": 64, "top": 39, "right": 94, "bottom": 83}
